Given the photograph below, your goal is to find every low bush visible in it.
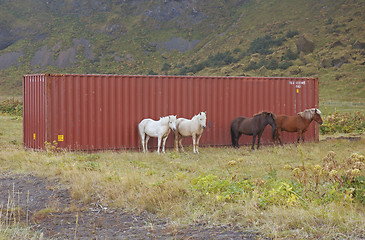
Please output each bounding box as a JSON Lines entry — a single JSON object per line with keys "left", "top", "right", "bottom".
{"left": 147, "top": 69, "right": 158, "bottom": 75}
{"left": 191, "top": 151, "right": 365, "bottom": 207}
{"left": 285, "top": 30, "right": 299, "bottom": 38}
{"left": 245, "top": 58, "right": 293, "bottom": 71}
{"left": 0, "top": 99, "right": 23, "bottom": 117}
{"left": 320, "top": 111, "right": 365, "bottom": 134}
{"left": 178, "top": 51, "right": 241, "bottom": 74}
{"left": 161, "top": 63, "right": 171, "bottom": 71}
{"left": 248, "top": 35, "right": 285, "bottom": 55}
{"left": 281, "top": 49, "right": 299, "bottom": 61}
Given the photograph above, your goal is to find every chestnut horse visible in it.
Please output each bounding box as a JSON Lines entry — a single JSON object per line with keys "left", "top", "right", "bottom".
{"left": 274, "top": 108, "right": 323, "bottom": 145}
{"left": 231, "top": 112, "right": 277, "bottom": 150}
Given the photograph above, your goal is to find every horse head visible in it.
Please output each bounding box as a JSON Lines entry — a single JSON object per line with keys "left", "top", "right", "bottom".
{"left": 267, "top": 112, "right": 277, "bottom": 127}
{"left": 264, "top": 112, "right": 277, "bottom": 132}
{"left": 257, "top": 112, "right": 277, "bottom": 139}
{"left": 197, "top": 112, "right": 207, "bottom": 129}
{"left": 299, "top": 108, "right": 323, "bottom": 125}
{"left": 313, "top": 108, "right": 323, "bottom": 125}
{"left": 168, "top": 115, "right": 177, "bottom": 131}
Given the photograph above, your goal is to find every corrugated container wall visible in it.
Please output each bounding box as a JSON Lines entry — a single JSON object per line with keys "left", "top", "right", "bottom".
{"left": 23, "top": 74, "right": 319, "bottom": 151}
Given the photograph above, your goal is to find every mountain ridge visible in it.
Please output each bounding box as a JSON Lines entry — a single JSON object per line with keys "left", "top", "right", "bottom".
{"left": 0, "top": 0, "right": 364, "bottom": 102}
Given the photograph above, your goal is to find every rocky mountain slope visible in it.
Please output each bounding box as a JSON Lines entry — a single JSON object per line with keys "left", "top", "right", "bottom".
{"left": 0, "top": 0, "right": 364, "bottom": 102}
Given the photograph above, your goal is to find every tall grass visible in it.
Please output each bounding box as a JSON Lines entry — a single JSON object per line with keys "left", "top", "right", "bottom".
{"left": 0, "top": 182, "right": 43, "bottom": 239}
{"left": 0, "top": 114, "right": 364, "bottom": 239}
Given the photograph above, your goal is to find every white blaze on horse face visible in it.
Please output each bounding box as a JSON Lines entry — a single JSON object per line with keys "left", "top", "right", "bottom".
{"left": 169, "top": 115, "right": 177, "bottom": 131}
{"left": 199, "top": 112, "right": 207, "bottom": 129}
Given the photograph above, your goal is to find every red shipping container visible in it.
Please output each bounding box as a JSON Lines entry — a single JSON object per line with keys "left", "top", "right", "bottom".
{"left": 23, "top": 74, "right": 319, "bottom": 151}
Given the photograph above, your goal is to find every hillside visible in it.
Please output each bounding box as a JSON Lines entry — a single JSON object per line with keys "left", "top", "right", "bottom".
{"left": 0, "top": 0, "right": 364, "bottom": 103}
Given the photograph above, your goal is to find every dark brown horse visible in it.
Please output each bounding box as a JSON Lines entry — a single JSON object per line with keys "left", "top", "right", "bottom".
{"left": 274, "top": 108, "right": 323, "bottom": 145}
{"left": 231, "top": 112, "right": 277, "bottom": 150}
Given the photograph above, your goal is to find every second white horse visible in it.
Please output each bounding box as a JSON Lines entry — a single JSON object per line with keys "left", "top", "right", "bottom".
{"left": 174, "top": 112, "right": 207, "bottom": 154}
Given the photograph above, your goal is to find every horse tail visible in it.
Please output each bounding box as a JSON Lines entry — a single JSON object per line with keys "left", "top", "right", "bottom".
{"left": 230, "top": 124, "right": 237, "bottom": 147}
{"left": 138, "top": 121, "right": 145, "bottom": 139}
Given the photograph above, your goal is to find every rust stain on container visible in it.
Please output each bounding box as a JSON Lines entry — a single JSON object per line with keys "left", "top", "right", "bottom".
{"left": 23, "top": 74, "right": 319, "bottom": 151}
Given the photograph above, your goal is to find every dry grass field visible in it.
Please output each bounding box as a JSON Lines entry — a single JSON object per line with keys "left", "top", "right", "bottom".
{"left": 0, "top": 114, "right": 364, "bottom": 239}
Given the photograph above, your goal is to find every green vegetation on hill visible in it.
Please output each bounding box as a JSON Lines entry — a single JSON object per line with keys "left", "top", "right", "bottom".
{"left": 0, "top": 0, "right": 364, "bottom": 103}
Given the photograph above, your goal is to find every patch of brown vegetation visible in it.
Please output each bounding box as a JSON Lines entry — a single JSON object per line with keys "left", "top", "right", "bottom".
{"left": 0, "top": 172, "right": 262, "bottom": 239}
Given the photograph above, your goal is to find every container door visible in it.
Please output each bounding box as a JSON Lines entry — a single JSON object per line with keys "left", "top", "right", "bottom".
{"left": 23, "top": 75, "right": 47, "bottom": 149}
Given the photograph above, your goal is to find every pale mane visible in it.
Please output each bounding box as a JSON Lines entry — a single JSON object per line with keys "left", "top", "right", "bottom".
{"left": 298, "top": 108, "right": 321, "bottom": 120}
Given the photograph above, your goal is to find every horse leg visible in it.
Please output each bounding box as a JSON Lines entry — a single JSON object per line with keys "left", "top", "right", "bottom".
{"left": 257, "top": 133, "right": 262, "bottom": 150}
{"left": 297, "top": 130, "right": 302, "bottom": 143}
{"left": 157, "top": 136, "right": 161, "bottom": 154}
{"left": 174, "top": 133, "right": 179, "bottom": 152}
{"left": 141, "top": 133, "right": 146, "bottom": 152}
{"left": 192, "top": 134, "right": 197, "bottom": 154}
{"left": 162, "top": 136, "right": 168, "bottom": 154}
{"left": 145, "top": 135, "right": 150, "bottom": 152}
{"left": 179, "top": 138, "right": 184, "bottom": 152}
{"left": 276, "top": 129, "right": 283, "bottom": 146}
{"left": 196, "top": 134, "right": 202, "bottom": 154}
{"left": 251, "top": 135, "right": 256, "bottom": 150}
{"left": 233, "top": 133, "right": 241, "bottom": 148}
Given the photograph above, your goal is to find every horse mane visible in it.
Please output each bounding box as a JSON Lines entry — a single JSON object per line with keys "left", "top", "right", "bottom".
{"left": 253, "top": 111, "right": 276, "bottom": 119}
{"left": 298, "top": 108, "right": 321, "bottom": 120}
{"left": 160, "top": 115, "right": 175, "bottom": 123}
{"left": 193, "top": 112, "right": 206, "bottom": 119}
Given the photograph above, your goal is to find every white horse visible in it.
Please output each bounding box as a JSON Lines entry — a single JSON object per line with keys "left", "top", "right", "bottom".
{"left": 174, "top": 112, "right": 207, "bottom": 154}
{"left": 138, "top": 115, "right": 177, "bottom": 154}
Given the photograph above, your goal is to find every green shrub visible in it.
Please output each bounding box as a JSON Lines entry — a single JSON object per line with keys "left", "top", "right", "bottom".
{"left": 177, "top": 51, "right": 241, "bottom": 74}
{"left": 178, "top": 67, "right": 189, "bottom": 75}
{"left": 264, "top": 59, "right": 279, "bottom": 70}
{"left": 285, "top": 30, "right": 299, "bottom": 38}
{"left": 320, "top": 111, "right": 365, "bottom": 134}
{"left": 191, "top": 152, "right": 364, "bottom": 207}
{"left": 278, "top": 61, "right": 293, "bottom": 69}
{"left": 248, "top": 35, "right": 285, "bottom": 55}
{"left": 282, "top": 49, "right": 299, "bottom": 61}
{"left": 245, "top": 58, "right": 291, "bottom": 71}
{"left": 0, "top": 99, "right": 23, "bottom": 116}
{"left": 244, "top": 61, "right": 260, "bottom": 71}
{"left": 161, "top": 63, "right": 171, "bottom": 71}
{"left": 147, "top": 69, "right": 158, "bottom": 75}
{"left": 190, "top": 63, "right": 206, "bottom": 74}
{"left": 289, "top": 151, "right": 365, "bottom": 204}
{"left": 205, "top": 51, "right": 239, "bottom": 67}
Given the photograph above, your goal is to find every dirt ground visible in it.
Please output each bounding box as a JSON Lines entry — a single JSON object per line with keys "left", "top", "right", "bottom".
{"left": 0, "top": 172, "right": 264, "bottom": 239}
